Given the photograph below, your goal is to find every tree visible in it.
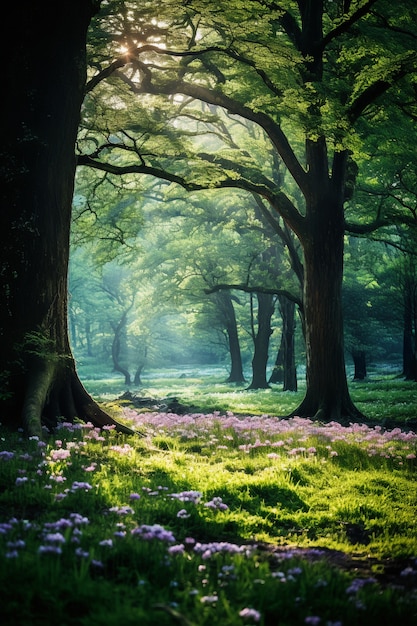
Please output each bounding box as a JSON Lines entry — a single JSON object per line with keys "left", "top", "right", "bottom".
{"left": 345, "top": 111, "right": 417, "bottom": 379}
{"left": 269, "top": 295, "right": 298, "bottom": 391}
{"left": 0, "top": 2, "right": 133, "bottom": 436}
{"left": 79, "top": 0, "right": 416, "bottom": 420}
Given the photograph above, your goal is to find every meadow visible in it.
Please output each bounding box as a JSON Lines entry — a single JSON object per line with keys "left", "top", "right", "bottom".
{"left": 0, "top": 372, "right": 416, "bottom": 625}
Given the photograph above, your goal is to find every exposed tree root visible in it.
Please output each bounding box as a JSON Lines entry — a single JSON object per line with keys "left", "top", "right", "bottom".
{"left": 287, "top": 393, "right": 366, "bottom": 425}
{"left": 21, "top": 357, "right": 135, "bottom": 438}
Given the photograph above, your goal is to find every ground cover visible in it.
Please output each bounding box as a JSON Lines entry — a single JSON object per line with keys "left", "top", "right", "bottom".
{"left": 84, "top": 370, "right": 417, "bottom": 425}
{"left": 0, "top": 377, "right": 416, "bottom": 625}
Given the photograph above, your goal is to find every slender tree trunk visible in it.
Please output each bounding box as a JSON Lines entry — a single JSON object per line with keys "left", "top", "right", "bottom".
{"left": 403, "top": 285, "right": 417, "bottom": 381}
{"left": 111, "top": 312, "right": 132, "bottom": 385}
{"left": 269, "top": 343, "right": 284, "bottom": 385}
{"left": 0, "top": 1, "right": 133, "bottom": 436}
{"left": 69, "top": 306, "right": 78, "bottom": 351}
{"left": 247, "top": 293, "right": 275, "bottom": 389}
{"left": 134, "top": 346, "right": 148, "bottom": 386}
{"left": 85, "top": 321, "right": 94, "bottom": 357}
{"left": 352, "top": 350, "right": 367, "bottom": 381}
{"left": 269, "top": 296, "right": 297, "bottom": 391}
{"left": 281, "top": 298, "right": 297, "bottom": 391}
{"left": 220, "top": 292, "right": 245, "bottom": 383}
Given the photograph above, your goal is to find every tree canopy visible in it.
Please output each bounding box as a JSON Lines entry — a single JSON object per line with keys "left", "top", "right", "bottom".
{"left": 77, "top": 0, "right": 417, "bottom": 420}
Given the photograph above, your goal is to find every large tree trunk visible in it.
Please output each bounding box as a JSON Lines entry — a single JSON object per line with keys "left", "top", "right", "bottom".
{"left": 0, "top": 1, "right": 133, "bottom": 437}
{"left": 247, "top": 293, "right": 275, "bottom": 390}
{"left": 290, "top": 142, "right": 364, "bottom": 422}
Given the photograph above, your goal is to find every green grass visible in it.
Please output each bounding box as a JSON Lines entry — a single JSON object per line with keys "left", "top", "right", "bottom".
{"left": 83, "top": 369, "right": 417, "bottom": 423}
{"left": 0, "top": 375, "right": 416, "bottom": 625}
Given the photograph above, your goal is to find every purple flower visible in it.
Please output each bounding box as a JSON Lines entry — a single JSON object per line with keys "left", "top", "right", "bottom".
{"left": 15, "top": 476, "right": 28, "bottom": 486}
{"left": 168, "top": 544, "right": 185, "bottom": 555}
{"left": 49, "top": 449, "right": 71, "bottom": 461}
{"left": 239, "top": 608, "right": 261, "bottom": 622}
{"left": 70, "top": 481, "right": 92, "bottom": 492}
{"left": 204, "top": 496, "right": 228, "bottom": 511}
{"left": 44, "top": 532, "right": 66, "bottom": 544}
{"left": 170, "top": 490, "right": 202, "bottom": 504}
{"left": 200, "top": 595, "right": 218, "bottom": 604}
{"left": 346, "top": 577, "right": 376, "bottom": 594}
{"left": 19, "top": 453, "right": 33, "bottom": 461}
{"left": 6, "top": 540, "right": 25, "bottom": 549}
{"left": 69, "top": 513, "right": 89, "bottom": 526}
{"left": 75, "top": 547, "right": 89, "bottom": 558}
{"left": 0, "top": 523, "right": 14, "bottom": 534}
{"left": 131, "top": 524, "right": 176, "bottom": 543}
{"left": 400, "top": 567, "right": 416, "bottom": 577}
{"left": 44, "top": 518, "right": 72, "bottom": 531}
{"left": 38, "top": 545, "right": 62, "bottom": 555}
{"left": 108, "top": 505, "right": 134, "bottom": 515}
{"left": 0, "top": 450, "right": 15, "bottom": 460}
{"left": 5, "top": 550, "right": 19, "bottom": 558}
{"left": 193, "top": 541, "right": 248, "bottom": 558}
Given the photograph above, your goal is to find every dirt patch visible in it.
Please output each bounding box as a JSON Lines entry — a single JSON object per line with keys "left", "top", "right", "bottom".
{"left": 117, "top": 391, "right": 191, "bottom": 414}
{"left": 257, "top": 543, "right": 417, "bottom": 589}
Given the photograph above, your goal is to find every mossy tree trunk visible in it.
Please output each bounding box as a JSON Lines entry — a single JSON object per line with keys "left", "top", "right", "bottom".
{"left": 0, "top": 1, "right": 133, "bottom": 437}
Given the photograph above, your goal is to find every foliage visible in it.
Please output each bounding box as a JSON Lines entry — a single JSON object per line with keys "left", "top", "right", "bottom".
{"left": 73, "top": 0, "right": 417, "bottom": 419}
{"left": 70, "top": 180, "right": 305, "bottom": 380}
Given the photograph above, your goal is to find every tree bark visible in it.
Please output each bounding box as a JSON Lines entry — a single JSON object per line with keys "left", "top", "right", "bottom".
{"left": 111, "top": 312, "right": 132, "bottom": 385}
{"left": 269, "top": 296, "right": 297, "bottom": 391}
{"left": 403, "top": 279, "right": 417, "bottom": 381}
{"left": 281, "top": 297, "right": 298, "bottom": 391}
{"left": 352, "top": 350, "right": 367, "bottom": 381}
{"left": 134, "top": 346, "right": 148, "bottom": 386}
{"left": 219, "top": 292, "right": 246, "bottom": 384}
{"left": 0, "top": 1, "right": 133, "bottom": 437}
{"left": 289, "top": 143, "right": 364, "bottom": 422}
{"left": 269, "top": 345, "right": 284, "bottom": 385}
{"left": 247, "top": 293, "right": 275, "bottom": 390}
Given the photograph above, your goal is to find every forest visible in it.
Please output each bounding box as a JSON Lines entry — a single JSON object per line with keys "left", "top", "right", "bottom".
{"left": 68, "top": 0, "right": 417, "bottom": 409}
{"left": 1, "top": 0, "right": 416, "bottom": 436}
{"left": 0, "top": 2, "right": 417, "bottom": 625}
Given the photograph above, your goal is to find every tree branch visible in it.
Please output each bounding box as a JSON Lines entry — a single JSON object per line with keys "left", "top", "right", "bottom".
{"left": 320, "top": 0, "right": 379, "bottom": 51}
{"left": 86, "top": 46, "right": 309, "bottom": 197}
{"left": 204, "top": 283, "right": 303, "bottom": 309}
{"left": 348, "top": 55, "right": 416, "bottom": 122}
{"left": 77, "top": 152, "right": 286, "bottom": 202}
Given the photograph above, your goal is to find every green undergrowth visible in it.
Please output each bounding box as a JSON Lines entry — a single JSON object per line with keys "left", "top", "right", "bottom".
{"left": 0, "top": 377, "right": 416, "bottom": 625}
{"left": 84, "top": 372, "right": 417, "bottom": 425}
